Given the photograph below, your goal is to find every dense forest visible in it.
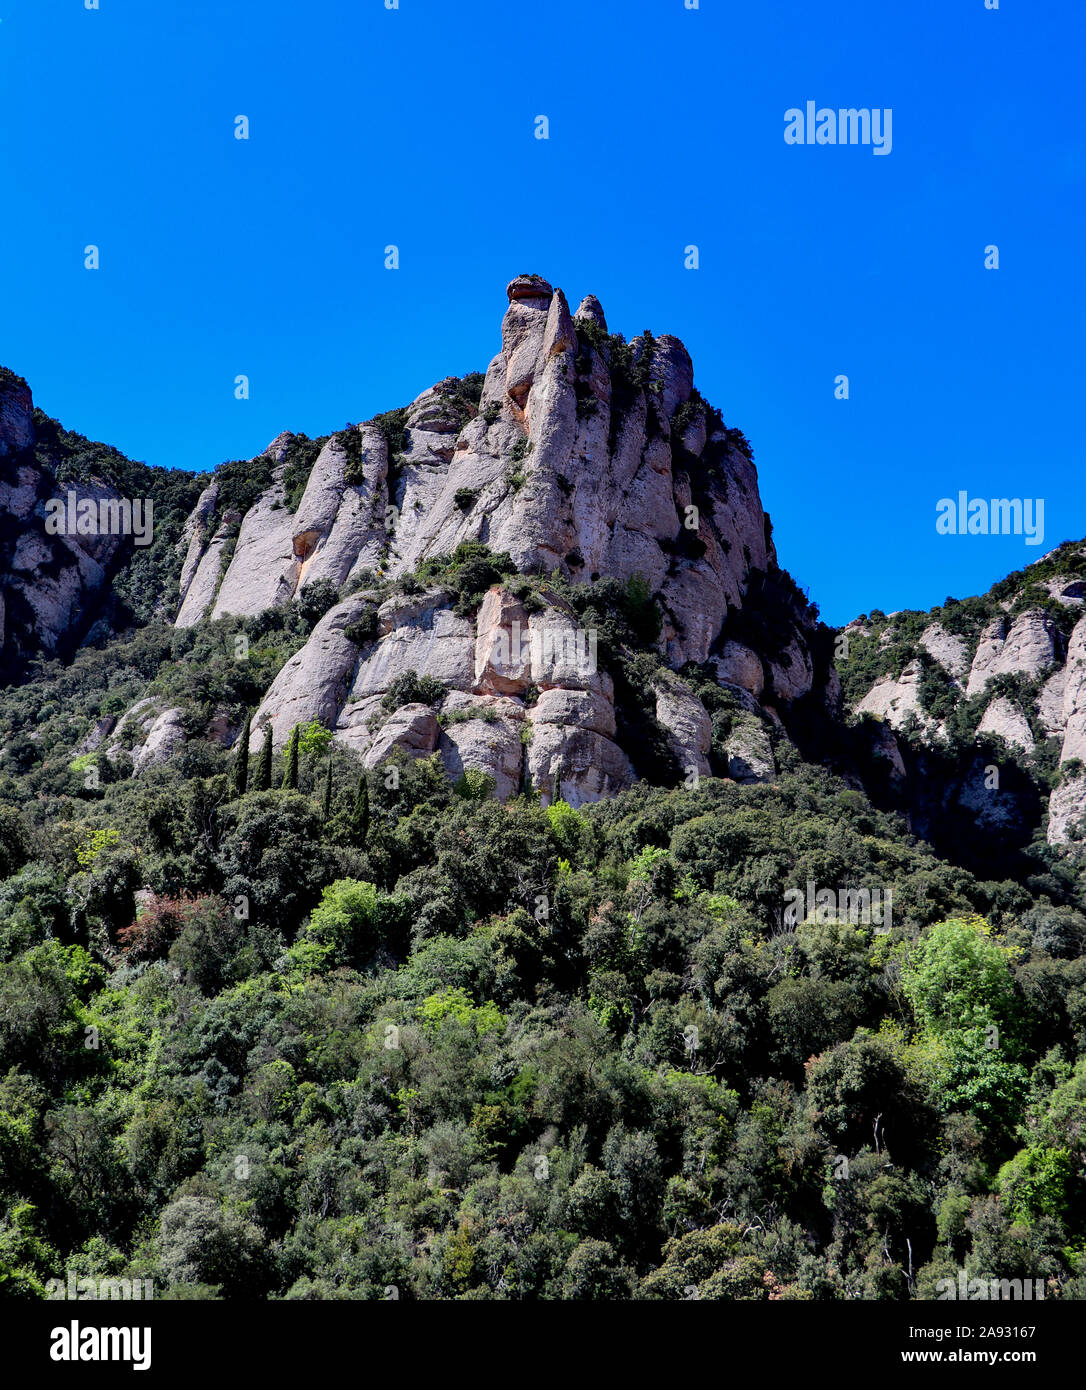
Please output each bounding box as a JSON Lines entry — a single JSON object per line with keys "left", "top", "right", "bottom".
{"left": 1, "top": 592, "right": 1085, "bottom": 1300}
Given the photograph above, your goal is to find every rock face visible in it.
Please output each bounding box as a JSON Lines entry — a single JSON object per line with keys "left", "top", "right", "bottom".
{"left": 654, "top": 684, "right": 712, "bottom": 779}
{"left": 162, "top": 275, "right": 822, "bottom": 807}
{"left": 251, "top": 580, "right": 639, "bottom": 807}
{"left": 9, "top": 277, "right": 1085, "bottom": 860}
{"left": 724, "top": 717, "right": 775, "bottom": 784}
{"left": 1049, "top": 616, "right": 1086, "bottom": 847}
{"left": 844, "top": 559, "right": 1086, "bottom": 855}
{"left": 976, "top": 697, "right": 1035, "bottom": 753}
{"left": 0, "top": 373, "right": 138, "bottom": 673}
{"left": 854, "top": 660, "right": 932, "bottom": 734}
{"left": 96, "top": 698, "right": 188, "bottom": 776}
{"left": 712, "top": 641, "right": 764, "bottom": 698}
{"left": 132, "top": 707, "right": 187, "bottom": 775}
{"left": 920, "top": 623, "right": 969, "bottom": 679}
{"left": 965, "top": 611, "right": 1059, "bottom": 699}
{"left": 174, "top": 276, "right": 775, "bottom": 671}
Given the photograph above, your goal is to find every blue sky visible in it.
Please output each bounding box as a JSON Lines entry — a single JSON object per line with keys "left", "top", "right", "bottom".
{"left": 1, "top": 0, "right": 1083, "bottom": 625}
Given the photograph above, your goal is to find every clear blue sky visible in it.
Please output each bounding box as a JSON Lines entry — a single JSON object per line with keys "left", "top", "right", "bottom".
{"left": 1, "top": 0, "right": 1083, "bottom": 625}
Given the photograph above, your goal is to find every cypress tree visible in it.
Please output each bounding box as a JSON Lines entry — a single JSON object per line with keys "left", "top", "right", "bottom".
{"left": 282, "top": 725, "right": 299, "bottom": 791}
{"left": 231, "top": 710, "right": 251, "bottom": 798}
{"left": 351, "top": 774, "right": 370, "bottom": 845}
{"left": 256, "top": 724, "right": 273, "bottom": 791}
{"left": 323, "top": 754, "right": 334, "bottom": 821}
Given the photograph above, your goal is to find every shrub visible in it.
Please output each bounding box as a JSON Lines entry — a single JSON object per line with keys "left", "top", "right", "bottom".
{"left": 381, "top": 671, "right": 446, "bottom": 713}
{"left": 296, "top": 579, "right": 340, "bottom": 630}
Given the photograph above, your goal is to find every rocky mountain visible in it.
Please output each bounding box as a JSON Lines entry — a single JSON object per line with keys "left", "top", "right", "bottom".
{"left": 165, "top": 274, "right": 833, "bottom": 807}
{"left": 0, "top": 366, "right": 204, "bottom": 674}
{"left": 838, "top": 544, "right": 1086, "bottom": 860}
{"left": 1, "top": 274, "right": 1083, "bottom": 871}
{"left": 5, "top": 276, "right": 1086, "bottom": 1308}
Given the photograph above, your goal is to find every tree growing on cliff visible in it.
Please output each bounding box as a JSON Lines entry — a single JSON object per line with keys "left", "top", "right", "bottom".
{"left": 231, "top": 710, "right": 251, "bottom": 799}
{"left": 350, "top": 774, "right": 369, "bottom": 846}
{"left": 256, "top": 724, "right": 273, "bottom": 792}
{"left": 282, "top": 726, "right": 299, "bottom": 792}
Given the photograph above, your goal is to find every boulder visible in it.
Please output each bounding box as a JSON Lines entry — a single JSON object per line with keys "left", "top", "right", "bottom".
{"left": 364, "top": 704, "right": 439, "bottom": 769}
{"left": 654, "top": 683, "right": 712, "bottom": 779}
{"left": 854, "top": 660, "right": 931, "bottom": 733}
{"left": 349, "top": 594, "right": 474, "bottom": 700}
{"left": 977, "top": 697, "right": 1035, "bottom": 753}
{"left": 527, "top": 724, "right": 634, "bottom": 809}
{"left": 438, "top": 692, "right": 525, "bottom": 799}
{"left": 254, "top": 593, "right": 373, "bottom": 749}
{"left": 132, "top": 707, "right": 187, "bottom": 775}
{"left": 573, "top": 294, "right": 607, "bottom": 332}
{"left": 712, "top": 641, "right": 764, "bottom": 698}
{"left": 530, "top": 686, "right": 616, "bottom": 738}
{"left": 920, "top": 622, "right": 969, "bottom": 679}
{"left": 474, "top": 586, "right": 532, "bottom": 694}
{"left": 725, "top": 718, "right": 775, "bottom": 784}
{"left": 965, "top": 610, "right": 1059, "bottom": 699}
{"left": 768, "top": 634, "right": 814, "bottom": 703}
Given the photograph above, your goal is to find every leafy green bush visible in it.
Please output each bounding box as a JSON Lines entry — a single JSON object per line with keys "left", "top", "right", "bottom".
{"left": 381, "top": 670, "right": 446, "bottom": 712}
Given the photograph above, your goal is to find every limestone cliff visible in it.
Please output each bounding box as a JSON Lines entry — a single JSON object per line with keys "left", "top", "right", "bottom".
{"left": 166, "top": 275, "right": 823, "bottom": 806}
{"left": 0, "top": 370, "right": 132, "bottom": 675}
{"left": 3, "top": 278, "right": 1083, "bottom": 863}
{"left": 840, "top": 542, "right": 1086, "bottom": 855}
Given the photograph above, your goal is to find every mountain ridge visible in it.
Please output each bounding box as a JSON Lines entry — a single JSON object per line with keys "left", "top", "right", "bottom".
{"left": 2, "top": 277, "right": 1085, "bottom": 866}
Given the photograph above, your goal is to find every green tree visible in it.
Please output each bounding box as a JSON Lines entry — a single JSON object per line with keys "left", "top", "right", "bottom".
{"left": 322, "top": 754, "right": 333, "bottom": 822}
{"left": 997, "top": 1145, "right": 1076, "bottom": 1225}
{"left": 231, "top": 710, "right": 251, "bottom": 799}
{"left": 290, "top": 878, "right": 384, "bottom": 972}
{"left": 350, "top": 774, "right": 370, "bottom": 846}
{"left": 282, "top": 725, "right": 300, "bottom": 791}
{"left": 216, "top": 791, "right": 330, "bottom": 934}
{"left": 900, "top": 916, "right": 1028, "bottom": 1138}
{"left": 297, "top": 719, "right": 332, "bottom": 759}
{"left": 0, "top": 806, "right": 33, "bottom": 880}
{"left": 256, "top": 723, "right": 273, "bottom": 791}
{"left": 901, "top": 916, "right": 1021, "bottom": 1039}
{"left": 158, "top": 1195, "right": 270, "bottom": 1297}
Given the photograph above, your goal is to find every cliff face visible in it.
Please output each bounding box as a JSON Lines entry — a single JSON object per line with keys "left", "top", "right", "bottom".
{"left": 2, "top": 276, "right": 1083, "bottom": 861}
{"left": 164, "top": 274, "right": 825, "bottom": 806}
{"left": 176, "top": 276, "right": 773, "bottom": 656}
{"left": 841, "top": 545, "right": 1086, "bottom": 854}
{"left": 0, "top": 370, "right": 132, "bottom": 675}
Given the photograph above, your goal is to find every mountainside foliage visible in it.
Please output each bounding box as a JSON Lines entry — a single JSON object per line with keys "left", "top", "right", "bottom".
{"left": 2, "top": 676, "right": 1086, "bottom": 1297}
{"left": 2, "top": 376, "right": 1085, "bottom": 1301}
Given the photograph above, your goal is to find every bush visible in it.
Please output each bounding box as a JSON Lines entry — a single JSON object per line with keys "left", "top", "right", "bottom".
{"left": 381, "top": 671, "right": 446, "bottom": 713}
{"left": 296, "top": 579, "right": 340, "bottom": 630}
{"left": 0, "top": 805, "right": 33, "bottom": 879}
